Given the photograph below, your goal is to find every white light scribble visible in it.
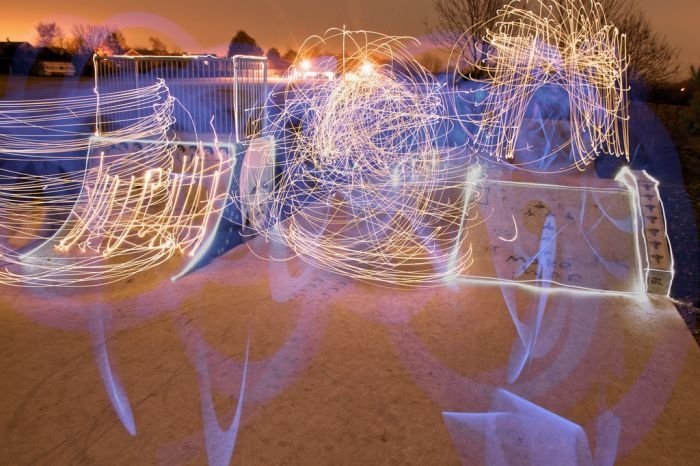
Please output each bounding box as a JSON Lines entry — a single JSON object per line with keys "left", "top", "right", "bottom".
{"left": 0, "top": 82, "right": 232, "bottom": 286}
{"left": 450, "top": 0, "right": 630, "bottom": 172}
{"left": 498, "top": 214, "right": 519, "bottom": 243}
{"left": 242, "top": 29, "right": 484, "bottom": 287}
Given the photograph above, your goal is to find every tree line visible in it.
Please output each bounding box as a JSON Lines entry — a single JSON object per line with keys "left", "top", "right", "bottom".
{"left": 34, "top": 21, "right": 174, "bottom": 57}
{"left": 21, "top": 0, "right": 692, "bottom": 85}
{"left": 31, "top": 23, "right": 304, "bottom": 66}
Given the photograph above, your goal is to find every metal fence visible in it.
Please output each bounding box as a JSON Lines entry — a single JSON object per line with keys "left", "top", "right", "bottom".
{"left": 94, "top": 55, "right": 268, "bottom": 142}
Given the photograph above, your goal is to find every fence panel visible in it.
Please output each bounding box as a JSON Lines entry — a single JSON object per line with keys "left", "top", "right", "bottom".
{"left": 95, "top": 55, "right": 267, "bottom": 142}
{"left": 233, "top": 55, "right": 268, "bottom": 143}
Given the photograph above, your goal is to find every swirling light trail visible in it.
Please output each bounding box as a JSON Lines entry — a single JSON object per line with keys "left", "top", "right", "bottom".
{"left": 450, "top": 0, "right": 629, "bottom": 172}
{"left": 0, "top": 82, "right": 232, "bottom": 286}
{"left": 242, "top": 29, "right": 483, "bottom": 287}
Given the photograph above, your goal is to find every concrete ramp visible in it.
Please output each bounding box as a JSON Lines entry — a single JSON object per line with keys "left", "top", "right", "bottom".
{"left": 464, "top": 167, "right": 673, "bottom": 296}
{"left": 16, "top": 137, "right": 236, "bottom": 286}
{"left": 465, "top": 170, "right": 652, "bottom": 294}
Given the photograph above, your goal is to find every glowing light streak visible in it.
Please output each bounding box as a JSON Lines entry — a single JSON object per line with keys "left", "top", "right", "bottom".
{"left": 450, "top": 0, "right": 630, "bottom": 172}
{"left": 614, "top": 167, "right": 675, "bottom": 296}
{"left": 509, "top": 213, "right": 557, "bottom": 381}
{"left": 90, "top": 310, "right": 136, "bottom": 435}
{"left": 443, "top": 389, "right": 618, "bottom": 464}
{"left": 243, "top": 29, "right": 484, "bottom": 287}
{"left": 194, "top": 335, "right": 250, "bottom": 466}
{"left": 0, "top": 83, "right": 234, "bottom": 287}
{"left": 498, "top": 214, "right": 519, "bottom": 242}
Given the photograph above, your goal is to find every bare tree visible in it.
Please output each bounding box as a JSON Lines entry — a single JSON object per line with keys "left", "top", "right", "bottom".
{"left": 684, "top": 66, "right": 700, "bottom": 135}
{"left": 35, "top": 22, "right": 65, "bottom": 49}
{"left": 597, "top": 0, "right": 678, "bottom": 84}
{"left": 70, "top": 24, "right": 100, "bottom": 55}
{"left": 103, "top": 29, "right": 127, "bottom": 55}
{"left": 70, "top": 24, "right": 127, "bottom": 56}
{"left": 429, "top": 0, "right": 502, "bottom": 66}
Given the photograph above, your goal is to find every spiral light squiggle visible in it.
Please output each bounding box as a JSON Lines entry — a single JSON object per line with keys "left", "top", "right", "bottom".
{"left": 243, "top": 29, "right": 483, "bottom": 287}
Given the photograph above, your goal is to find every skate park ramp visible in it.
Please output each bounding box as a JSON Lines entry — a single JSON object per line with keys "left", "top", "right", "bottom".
{"left": 463, "top": 165, "right": 673, "bottom": 296}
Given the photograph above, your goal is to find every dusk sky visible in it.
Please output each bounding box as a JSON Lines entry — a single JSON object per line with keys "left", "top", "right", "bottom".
{"left": 2, "top": 0, "right": 698, "bottom": 78}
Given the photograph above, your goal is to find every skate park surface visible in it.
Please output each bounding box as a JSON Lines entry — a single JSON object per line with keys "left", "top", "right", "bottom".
{"left": 1, "top": 165, "right": 699, "bottom": 465}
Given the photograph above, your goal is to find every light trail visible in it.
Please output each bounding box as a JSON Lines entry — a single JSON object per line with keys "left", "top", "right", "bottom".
{"left": 242, "top": 29, "right": 484, "bottom": 287}
{"left": 0, "top": 82, "right": 233, "bottom": 287}
{"left": 450, "top": 0, "right": 630, "bottom": 172}
{"left": 498, "top": 214, "right": 519, "bottom": 243}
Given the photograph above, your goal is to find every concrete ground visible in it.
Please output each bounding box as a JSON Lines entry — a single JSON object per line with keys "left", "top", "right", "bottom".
{"left": 1, "top": 169, "right": 699, "bottom": 465}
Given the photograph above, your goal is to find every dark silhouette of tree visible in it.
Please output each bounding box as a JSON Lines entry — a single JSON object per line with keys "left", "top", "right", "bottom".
{"left": 266, "top": 47, "right": 281, "bottom": 61}
{"left": 148, "top": 36, "right": 168, "bottom": 55}
{"left": 430, "top": 0, "right": 678, "bottom": 84}
{"left": 35, "top": 22, "right": 65, "bottom": 49}
{"left": 598, "top": 0, "right": 678, "bottom": 84}
{"left": 684, "top": 66, "right": 700, "bottom": 135}
{"left": 266, "top": 47, "right": 292, "bottom": 70}
{"left": 68, "top": 24, "right": 127, "bottom": 76}
{"left": 103, "top": 30, "right": 127, "bottom": 55}
{"left": 282, "top": 49, "right": 298, "bottom": 62}
{"left": 227, "top": 30, "right": 263, "bottom": 57}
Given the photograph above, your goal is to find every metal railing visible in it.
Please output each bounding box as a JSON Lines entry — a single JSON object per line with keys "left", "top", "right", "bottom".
{"left": 233, "top": 55, "right": 267, "bottom": 143}
{"left": 94, "top": 54, "right": 268, "bottom": 142}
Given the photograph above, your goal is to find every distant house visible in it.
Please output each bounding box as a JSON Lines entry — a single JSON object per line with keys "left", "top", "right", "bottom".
{"left": 33, "top": 47, "right": 75, "bottom": 76}
{"left": 0, "top": 41, "right": 37, "bottom": 75}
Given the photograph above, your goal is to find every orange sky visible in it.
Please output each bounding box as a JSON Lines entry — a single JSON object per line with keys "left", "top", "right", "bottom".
{"left": 1, "top": 0, "right": 698, "bottom": 78}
